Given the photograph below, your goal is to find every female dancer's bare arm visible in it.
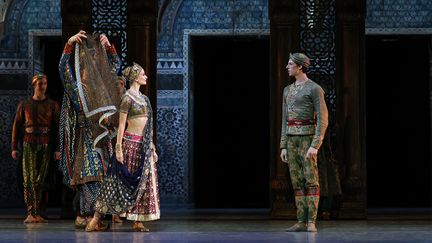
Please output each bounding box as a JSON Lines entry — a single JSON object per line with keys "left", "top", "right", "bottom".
{"left": 115, "top": 112, "right": 127, "bottom": 163}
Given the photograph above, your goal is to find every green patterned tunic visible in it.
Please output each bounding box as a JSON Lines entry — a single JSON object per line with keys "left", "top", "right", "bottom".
{"left": 280, "top": 79, "right": 328, "bottom": 150}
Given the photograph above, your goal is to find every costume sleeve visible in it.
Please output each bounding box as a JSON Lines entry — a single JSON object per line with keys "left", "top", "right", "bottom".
{"left": 58, "top": 43, "right": 81, "bottom": 111}
{"left": 105, "top": 44, "right": 121, "bottom": 75}
{"left": 310, "top": 85, "right": 328, "bottom": 149}
{"left": 119, "top": 95, "right": 132, "bottom": 114}
{"left": 52, "top": 101, "right": 61, "bottom": 151}
{"left": 11, "top": 101, "right": 24, "bottom": 151}
{"left": 280, "top": 87, "right": 288, "bottom": 149}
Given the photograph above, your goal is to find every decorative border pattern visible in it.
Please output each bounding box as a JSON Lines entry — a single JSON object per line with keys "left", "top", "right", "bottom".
{"left": 0, "top": 90, "right": 27, "bottom": 95}
{"left": 157, "top": 59, "right": 184, "bottom": 74}
{"left": 158, "top": 90, "right": 183, "bottom": 97}
{"left": 0, "top": 59, "right": 28, "bottom": 73}
{"left": 157, "top": 90, "right": 183, "bottom": 107}
{"left": 366, "top": 0, "right": 432, "bottom": 29}
{"left": 366, "top": 28, "right": 432, "bottom": 35}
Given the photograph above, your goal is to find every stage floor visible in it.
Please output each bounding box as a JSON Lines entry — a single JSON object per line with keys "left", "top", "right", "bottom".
{"left": 0, "top": 209, "right": 431, "bottom": 242}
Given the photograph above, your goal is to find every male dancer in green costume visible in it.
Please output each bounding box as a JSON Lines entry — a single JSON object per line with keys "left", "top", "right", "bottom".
{"left": 280, "top": 53, "right": 328, "bottom": 232}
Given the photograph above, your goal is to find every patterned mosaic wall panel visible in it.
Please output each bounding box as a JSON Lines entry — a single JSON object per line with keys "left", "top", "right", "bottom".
{"left": 91, "top": 0, "right": 128, "bottom": 71}
{"left": 158, "top": 0, "right": 269, "bottom": 58}
{"left": 156, "top": 0, "right": 269, "bottom": 203}
{"left": 157, "top": 90, "right": 188, "bottom": 202}
{"left": 0, "top": 0, "right": 61, "bottom": 58}
{"left": 366, "top": 0, "right": 432, "bottom": 28}
{"left": 0, "top": 0, "right": 61, "bottom": 207}
{"left": 0, "top": 91, "right": 27, "bottom": 207}
{"left": 299, "top": 0, "right": 337, "bottom": 140}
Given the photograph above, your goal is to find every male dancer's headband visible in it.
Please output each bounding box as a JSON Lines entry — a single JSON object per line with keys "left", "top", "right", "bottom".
{"left": 290, "top": 53, "right": 311, "bottom": 68}
{"left": 32, "top": 74, "right": 47, "bottom": 85}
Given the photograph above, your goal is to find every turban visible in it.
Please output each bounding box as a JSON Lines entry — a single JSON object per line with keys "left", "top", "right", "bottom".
{"left": 289, "top": 53, "right": 311, "bottom": 68}
{"left": 32, "top": 74, "right": 47, "bottom": 85}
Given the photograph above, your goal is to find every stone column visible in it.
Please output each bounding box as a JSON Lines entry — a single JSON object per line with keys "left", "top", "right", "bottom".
{"left": 127, "top": 0, "right": 157, "bottom": 103}
{"left": 335, "top": 0, "right": 367, "bottom": 219}
{"left": 269, "top": 0, "right": 300, "bottom": 218}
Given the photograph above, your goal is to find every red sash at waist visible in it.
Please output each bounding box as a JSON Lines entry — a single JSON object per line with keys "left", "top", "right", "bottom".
{"left": 287, "top": 119, "right": 315, "bottom": 126}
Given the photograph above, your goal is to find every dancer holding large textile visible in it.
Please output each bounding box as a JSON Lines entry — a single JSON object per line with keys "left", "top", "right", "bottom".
{"left": 58, "top": 30, "right": 120, "bottom": 228}
{"left": 87, "top": 62, "right": 160, "bottom": 232}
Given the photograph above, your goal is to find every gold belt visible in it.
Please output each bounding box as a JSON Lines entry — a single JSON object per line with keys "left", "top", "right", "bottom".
{"left": 25, "top": 127, "right": 50, "bottom": 134}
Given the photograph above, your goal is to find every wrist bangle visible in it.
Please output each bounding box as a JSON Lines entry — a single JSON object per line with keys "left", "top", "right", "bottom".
{"left": 115, "top": 143, "right": 122, "bottom": 153}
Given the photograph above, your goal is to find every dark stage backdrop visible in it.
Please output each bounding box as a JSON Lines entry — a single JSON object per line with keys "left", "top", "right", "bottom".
{"left": 42, "top": 37, "right": 64, "bottom": 103}
{"left": 366, "top": 36, "right": 431, "bottom": 208}
{"left": 41, "top": 37, "right": 68, "bottom": 210}
{"left": 192, "top": 36, "right": 270, "bottom": 208}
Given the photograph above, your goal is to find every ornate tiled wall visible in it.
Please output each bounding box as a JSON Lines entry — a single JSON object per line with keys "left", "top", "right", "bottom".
{"left": 157, "top": 90, "right": 188, "bottom": 202}
{"left": 158, "top": 0, "right": 269, "bottom": 57}
{"left": 299, "top": 0, "right": 337, "bottom": 140}
{"left": 91, "top": 0, "right": 128, "bottom": 71}
{"left": 366, "top": 0, "right": 432, "bottom": 34}
{"left": 0, "top": 0, "right": 61, "bottom": 207}
{"left": 156, "top": 0, "right": 269, "bottom": 203}
{"left": 0, "top": 90, "right": 27, "bottom": 207}
{"left": 1, "top": 0, "right": 61, "bottom": 58}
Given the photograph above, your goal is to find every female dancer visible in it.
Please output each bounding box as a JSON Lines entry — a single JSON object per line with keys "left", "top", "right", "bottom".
{"left": 86, "top": 62, "right": 160, "bottom": 232}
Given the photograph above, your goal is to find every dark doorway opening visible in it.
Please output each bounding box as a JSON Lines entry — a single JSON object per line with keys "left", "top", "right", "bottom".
{"left": 39, "top": 37, "right": 73, "bottom": 216}
{"left": 366, "top": 36, "right": 431, "bottom": 208}
{"left": 192, "top": 36, "right": 270, "bottom": 208}
{"left": 40, "top": 37, "right": 64, "bottom": 103}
